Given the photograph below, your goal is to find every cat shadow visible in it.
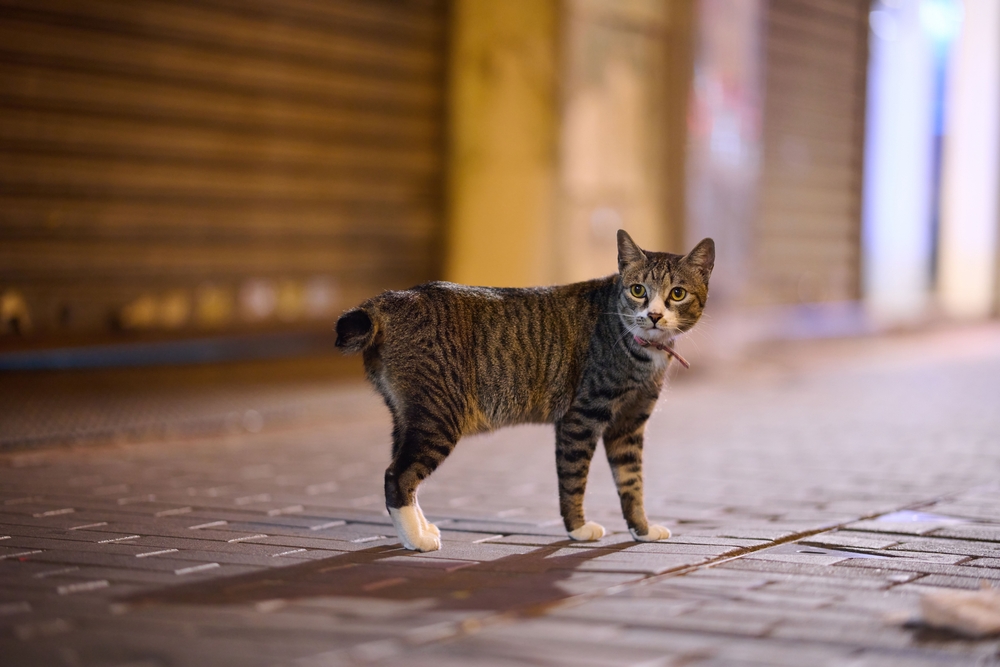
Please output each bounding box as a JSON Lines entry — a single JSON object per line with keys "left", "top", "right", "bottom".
{"left": 124, "top": 537, "right": 644, "bottom": 616}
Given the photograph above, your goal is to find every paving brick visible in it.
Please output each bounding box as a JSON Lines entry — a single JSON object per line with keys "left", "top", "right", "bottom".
{"left": 486, "top": 533, "right": 569, "bottom": 546}
{"left": 741, "top": 552, "right": 854, "bottom": 566}
{"left": 715, "top": 558, "right": 905, "bottom": 586}
{"left": 881, "top": 550, "right": 973, "bottom": 565}
{"left": 707, "top": 639, "right": 857, "bottom": 667}
{"left": 663, "top": 535, "right": 772, "bottom": 549}
{"left": 767, "top": 619, "right": 921, "bottom": 650}
{"left": 800, "top": 531, "right": 904, "bottom": 550}
{"left": 424, "top": 519, "right": 568, "bottom": 537}
{"left": 714, "top": 525, "right": 819, "bottom": 541}
{"left": 833, "top": 652, "right": 986, "bottom": 667}
{"left": 888, "top": 537, "right": 1000, "bottom": 558}
{"left": 908, "top": 574, "right": 995, "bottom": 590}
{"left": 247, "top": 534, "right": 388, "bottom": 551}
{"left": 403, "top": 632, "right": 675, "bottom": 667}
{"left": 15, "top": 548, "right": 262, "bottom": 577}
{"left": 932, "top": 524, "right": 1000, "bottom": 542}
{"left": 405, "top": 542, "right": 539, "bottom": 563}
{"left": 621, "top": 542, "right": 737, "bottom": 557}
{"left": 553, "top": 598, "right": 775, "bottom": 637}
{"left": 835, "top": 557, "right": 1000, "bottom": 581}
{"left": 842, "top": 521, "right": 947, "bottom": 537}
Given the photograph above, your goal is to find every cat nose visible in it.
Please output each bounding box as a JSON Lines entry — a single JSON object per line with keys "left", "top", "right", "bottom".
{"left": 648, "top": 312, "right": 663, "bottom": 324}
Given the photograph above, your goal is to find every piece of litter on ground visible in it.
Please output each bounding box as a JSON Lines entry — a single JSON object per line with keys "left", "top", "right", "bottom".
{"left": 919, "top": 585, "right": 1000, "bottom": 637}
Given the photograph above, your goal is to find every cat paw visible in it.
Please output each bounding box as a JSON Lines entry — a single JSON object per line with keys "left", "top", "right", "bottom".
{"left": 389, "top": 506, "right": 441, "bottom": 552}
{"left": 630, "top": 525, "right": 671, "bottom": 542}
{"left": 415, "top": 506, "right": 440, "bottom": 537}
{"left": 568, "top": 521, "right": 606, "bottom": 541}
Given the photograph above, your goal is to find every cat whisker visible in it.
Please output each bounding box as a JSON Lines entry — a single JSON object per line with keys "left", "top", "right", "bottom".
{"left": 612, "top": 323, "right": 640, "bottom": 348}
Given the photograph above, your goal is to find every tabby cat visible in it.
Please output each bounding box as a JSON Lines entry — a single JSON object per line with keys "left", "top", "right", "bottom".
{"left": 336, "top": 230, "right": 714, "bottom": 551}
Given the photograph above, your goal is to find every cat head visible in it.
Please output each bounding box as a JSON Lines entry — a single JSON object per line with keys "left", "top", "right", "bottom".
{"left": 616, "top": 230, "right": 714, "bottom": 343}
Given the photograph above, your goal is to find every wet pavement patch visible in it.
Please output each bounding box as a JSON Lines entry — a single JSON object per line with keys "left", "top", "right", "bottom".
{"left": 875, "top": 511, "right": 969, "bottom": 525}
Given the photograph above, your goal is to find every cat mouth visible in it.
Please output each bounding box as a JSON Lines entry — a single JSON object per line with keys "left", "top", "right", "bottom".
{"left": 632, "top": 334, "right": 690, "bottom": 369}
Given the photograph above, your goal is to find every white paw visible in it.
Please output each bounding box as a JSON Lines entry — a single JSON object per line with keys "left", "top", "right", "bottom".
{"left": 630, "top": 524, "right": 671, "bottom": 542}
{"left": 568, "top": 521, "right": 606, "bottom": 541}
{"left": 389, "top": 506, "right": 441, "bottom": 552}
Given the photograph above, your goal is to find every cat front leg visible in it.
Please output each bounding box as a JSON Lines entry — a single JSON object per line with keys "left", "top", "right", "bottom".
{"left": 604, "top": 407, "right": 670, "bottom": 542}
{"left": 555, "top": 416, "right": 604, "bottom": 541}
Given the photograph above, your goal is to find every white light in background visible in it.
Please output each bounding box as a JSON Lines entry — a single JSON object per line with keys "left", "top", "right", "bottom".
{"left": 862, "top": 0, "right": 964, "bottom": 323}
{"left": 937, "top": 0, "right": 1000, "bottom": 318}
{"left": 239, "top": 279, "right": 277, "bottom": 321}
{"left": 919, "top": 0, "right": 963, "bottom": 43}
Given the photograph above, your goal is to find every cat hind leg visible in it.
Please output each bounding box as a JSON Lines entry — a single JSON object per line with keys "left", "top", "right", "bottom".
{"left": 384, "top": 424, "right": 457, "bottom": 552}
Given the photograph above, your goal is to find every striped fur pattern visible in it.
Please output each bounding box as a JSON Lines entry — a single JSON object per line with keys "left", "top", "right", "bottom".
{"left": 336, "top": 230, "right": 714, "bottom": 551}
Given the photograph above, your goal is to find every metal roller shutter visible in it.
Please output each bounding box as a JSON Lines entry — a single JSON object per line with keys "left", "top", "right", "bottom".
{"left": 751, "top": 0, "right": 869, "bottom": 306}
{"left": 0, "top": 0, "right": 446, "bottom": 340}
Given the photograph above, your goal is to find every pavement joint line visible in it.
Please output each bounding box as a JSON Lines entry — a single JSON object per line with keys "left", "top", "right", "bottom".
{"left": 117, "top": 494, "right": 156, "bottom": 505}
{"left": 68, "top": 522, "right": 108, "bottom": 530}
{"left": 3, "top": 497, "right": 40, "bottom": 505}
{"left": 175, "top": 562, "right": 220, "bottom": 575}
{"left": 234, "top": 494, "right": 271, "bottom": 505}
{"left": 57, "top": 580, "right": 109, "bottom": 595}
{"left": 267, "top": 505, "right": 304, "bottom": 516}
{"left": 0, "top": 550, "right": 43, "bottom": 560}
{"left": 33, "top": 567, "right": 80, "bottom": 578}
{"left": 97, "top": 535, "right": 141, "bottom": 543}
{"left": 136, "top": 549, "right": 179, "bottom": 558}
{"left": 271, "top": 549, "right": 307, "bottom": 557}
{"left": 306, "top": 482, "right": 339, "bottom": 495}
{"left": 32, "top": 508, "right": 74, "bottom": 517}
{"left": 154, "top": 507, "right": 192, "bottom": 517}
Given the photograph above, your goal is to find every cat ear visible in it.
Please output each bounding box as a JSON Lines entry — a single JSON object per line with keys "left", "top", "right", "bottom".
{"left": 617, "top": 230, "right": 646, "bottom": 271}
{"left": 684, "top": 238, "right": 715, "bottom": 279}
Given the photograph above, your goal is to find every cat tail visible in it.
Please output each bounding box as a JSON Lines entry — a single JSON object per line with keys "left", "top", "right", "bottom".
{"left": 335, "top": 306, "right": 378, "bottom": 354}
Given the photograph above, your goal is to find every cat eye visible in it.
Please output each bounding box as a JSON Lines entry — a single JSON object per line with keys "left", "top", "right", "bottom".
{"left": 669, "top": 287, "right": 687, "bottom": 301}
{"left": 629, "top": 284, "right": 647, "bottom": 299}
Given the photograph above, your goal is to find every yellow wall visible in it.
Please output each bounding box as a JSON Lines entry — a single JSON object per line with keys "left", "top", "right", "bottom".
{"left": 555, "top": 0, "right": 688, "bottom": 283}
{"left": 445, "top": 0, "right": 559, "bottom": 288}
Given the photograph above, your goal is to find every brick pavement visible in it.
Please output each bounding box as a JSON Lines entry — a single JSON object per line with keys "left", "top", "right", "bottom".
{"left": 1, "top": 324, "right": 1000, "bottom": 666}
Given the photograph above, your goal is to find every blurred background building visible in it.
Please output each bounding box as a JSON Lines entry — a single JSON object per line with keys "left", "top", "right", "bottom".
{"left": 0, "top": 0, "right": 997, "bottom": 369}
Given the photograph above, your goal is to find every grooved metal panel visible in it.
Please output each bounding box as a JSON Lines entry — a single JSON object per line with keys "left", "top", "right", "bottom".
{"left": 751, "top": 0, "right": 869, "bottom": 305}
{"left": 0, "top": 0, "right": 447, "bottom": 339}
